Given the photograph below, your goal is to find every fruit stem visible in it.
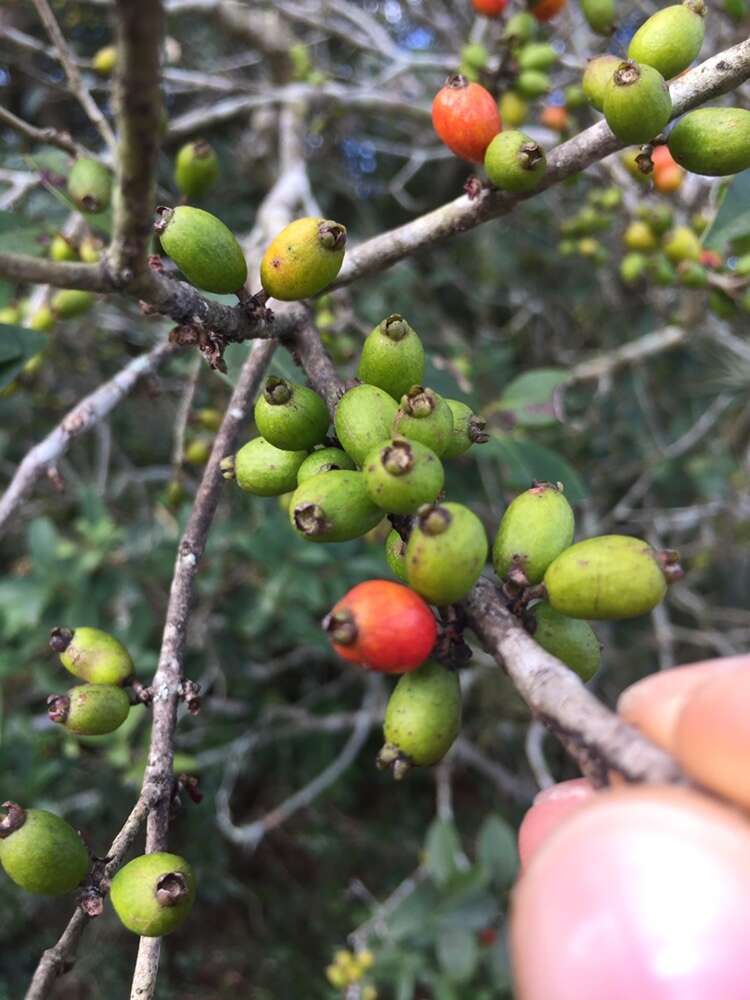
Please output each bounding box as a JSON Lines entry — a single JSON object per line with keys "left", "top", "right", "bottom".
{"left": 468, "top": 416, "right": 489, "bottom": 444}
{"left": 47, "top": 694, "right": 71, "bottom": 725}
{"left": 155, "top": 871, "right": 190, "bottom": 908}
{"left": 49, "top": 626, "right": 74, "bottom": 654}
{"left": 0, "top": 801, "right": 27, "bottom": 838}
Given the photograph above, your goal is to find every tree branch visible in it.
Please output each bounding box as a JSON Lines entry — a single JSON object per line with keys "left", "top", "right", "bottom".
{"left": 567, "top": 325, "right": 688, "bottom": 384}
{"left": 0, "top": 105, "right": 86, "bottom": 158}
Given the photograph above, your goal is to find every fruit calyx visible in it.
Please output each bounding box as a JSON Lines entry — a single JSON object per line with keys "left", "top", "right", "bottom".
{"left": 153, "top": 205, "right": 175, "bottom": 236}
{"left": 0, "top": 801, "right": 27, "bottom": 838}
{"left": 683, "top": 0, "right": 706, "bottom": 15}
{"left": 321, "top": 609, "right": 358, "bottom": 646}
{"left": 416, "top": 503, "right": 452, "bottom": 536}
{"left": 49, "top": 626, "right": 74, "bottom": 654}
{"left": 376, "top": 743, "right": 412, "bottom": 780}
{"left": 190, "top": 139, "right": 213, "bottom": 160}
{"left": 519, "top": 141, "right": 544, "bottom": 170}
{"left": 445, "top": 73, "right": 470, "bottom": 90}
{"left": 468, "top": 415, "right": 490, "bottom": 444}
{"left": 219, "top": 455, "right": 236, "bottom": 480}
{"left": 155, "top": 871, "right": 191, "bottom": 908}
{"left": 381, "top": 440, "right": 415, "bottom": 476}
{"left": 293, "top": 502, "right": 331, "bottom": 537}
{"left": 402, "top": 386, "right": 435, "bottom": 418}
{"left": 318, "top": 221, "right": 347, "bottom": 251}
{"left": 263, "top": 376, "right": 293, "bottom": 405}
{"left": 658, "top": 548, "right": 685, "bottom": 584}
{"left": 382, "top": 314, "right": 408, "bottom": 341}
{"left": 613, "top": 61, "right": 641, "bottom": 88}
{"left": 47, "top": 694, "right": 71, "bottom": 724}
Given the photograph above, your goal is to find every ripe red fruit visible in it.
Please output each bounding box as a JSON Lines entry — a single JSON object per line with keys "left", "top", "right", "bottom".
{"left": 700, "top": 249, "right": 723, "bottom": 269}
{"left": 472, "top": 0, "right": 509, "bottom": 15}
{"left": 323, "top": 580, "right": 437, "bottom": 673}
{"left": 529, "top": 0, "right": 567, "bottom": 20}
{"left": 540, "top": 105, "right": 568, "bottom": 132}
{"left": 432, "top": 75, "right": 502, "bottom": 164}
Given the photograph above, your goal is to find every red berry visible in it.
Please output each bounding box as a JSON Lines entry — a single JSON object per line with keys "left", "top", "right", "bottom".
{"left": 432, "top": 75, "right": 502, "bottom": 164}
{"left": 472, "top": 0, "right": 509, "bottom": 16}
{"left": 529, "top": 0, "right": 567, "bottom": 21}
{"left": 323, "top": 580, "right": 437, "bottom": 673}
{"left": 699, "top": 249, "right": 723, "bottom": 269}
{"left": 478, "top": 927, "right": 499, "bottom": 946}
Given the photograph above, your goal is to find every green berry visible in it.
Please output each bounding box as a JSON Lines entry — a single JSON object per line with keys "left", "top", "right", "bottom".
{"left": 0, "top": 803, "right": 89, "bottom": 895}
{"left": 677, "top": 260, "right": 709, "bottom": 288}
{"left": 649, "top": 252, "right": 678, "bottom": 286}
{"left": 515, "top": 70, "right": 550, "bottom": 99}
{"left": 492, "top": 482, "right": 574, "bottom": 585}
{"left": 377, "top": 661, "right": 461, "bottom": 779}
{"left": 627, "top": 0, "right": 705, "bottom": 81}
{"left": 663, "top": 225, "right": 701, "bottom": 263}
{"left": 50, "top": 626, "right": 134, "bottom": 685}
{"left": 289, "top": 470, "right": 383, "bottom": 543}
{"left": 260, "top": 217, "right": 346, "bottom": 301}
{"left": 356, "top": 314, "right": 425, "bottom": 402}
{"left": 49, "top": 233, "right": 78, "bottom": 262}
{"left": 174, "top": 140, "right": 220, "bottom": 201}
{"left": 526, "top": 602, "right": 601, "bottom": 680}
{"left": 544, "top": 535, "right": 673, "bottom": 620}
{"left": 110, "top": 853, "right": 196, "bottom": 937}
{"left": 254, "top": 376, "right": 330, "bottom": 451}
{"left": 668, "top": 108, "right": 750, "bottom": 176}
{"left": 92, "top": 45, "right": 117, "bottom": 75}
{"left": 156, "top": 205, "right": 247, "bottom": 294}
{"left": 503, "top": 11, "right": 539, "bottom": 46}
{"left": 603, "top": 61, "right": 672, "bottom": 145}
{"left": 581, "top": 0, "right": 616, "bottom": 34}
{"left": 461, "top": 43, "right": 489, "bottom": 70}
{"left": 0, "top": 305, "right": 21, "bottom": 325}
{"left": 79, "top": 235, "right": 104, "bottom": 262}
{"left": 518, "top": 43, "right": 558, "bottom": 72}
{"left": 220, "top": 437, "right": 307, "bottom": 496}
{"left": 484, "top": 131, "right": 547, "bottom": 193}
{"left": 391, "top": 387, "right": 454, "bottom": 458}
{"left": 28, "top": 307, "right": 55, "bottom": 332}
{"left": 637, "top": 202, "right": 673, "bottom": 236}
{"left": 582, "top": 54, "right": 621, "bottom": 111}
{"left": 184, "top": 438, "right": 211, "bottom": 466}
{"left": 297, "top": 447, "right": 355, "bottom": 484}
{"left": 442, "top": 399, "right": 489, "bottom": 459}
{"left": 50, "top": 289, "right": 95, "bottom": 319}
{"left": 624, "top": 221, "right": 657, "bottom": 252}
{"left": 334, "top": 384, "right": 399, "bottom": 466}
{"left": 68, "top": 158, "right": 112, "bottom": 214}
{"left": 363, "top": 437, "right": 444, "bottom": 515}
{"left": 406, "top": 502, "right": 488, "bottom": 605}
{"left": 385, "top": 529, "right": 408, "bottom": 581}
{"left": 620, "top": 252, "right": 648, "bottom": 284}
{"left": 48, "top": 684, "right": 131, "bottom": 736}
{"left": 564, "top": 84, "right": 587, "bottom": 110}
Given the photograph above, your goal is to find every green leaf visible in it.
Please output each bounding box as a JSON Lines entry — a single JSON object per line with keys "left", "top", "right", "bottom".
{"left": 490, "top": 368, "right": 568, "bottom": 428}
{"left": 425, "top": 818, "right": 463, "bottom": 887}
{"left": 436, "top": 926, "right": 479, "bottom": 983}
{"left": 477, "top": 435, "right": 587, "bottom": 501}
{"left": 0, "top": 211, "right": 49, "bottom": 256}
{"left": 485, "top": 932, "right": 514, "bottom": 993}
{"left": 477, "top": 814, "right": 518, "bottom": 890}
{"left": 703, "top": 171, "right": 750, "bottom": 251}
{"left": 0, "top": 323, "right": 47, "bottom": 389}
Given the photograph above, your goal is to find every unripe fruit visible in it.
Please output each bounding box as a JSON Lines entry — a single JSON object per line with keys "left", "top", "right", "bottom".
{"left": 297, "top": 447, "right": 355, "bottom": 483}
{"left": 378, "top": 661, "right": 461, "bottom": 778}
{"left": 431, "top": 75, "right": 501, "bottom": 164}
{"left": 443, "top": 399, "right": 489, "bottom": 459}
{"left": 50, "top": 626, "right": 134, "bottom": 685}
{"left": 637, "top": 200, "right": 673, "bottom": 236}
{"left": 461, "top": 43, "right": 490, "bottom": 71}
{"left": 363, "top": 437, "right": 444, "bottom": 514}
{"left": 518, "top": 43, "right": 558, "bottom": 72}
{"left": 544, "top": 535, "right": 677, "bottom": 619}
{"left": 492, "top": 482, "right": 574, "bottom": 585}
{"left": 526, "top": 602, "right": 601, "bottom": 681}
{"left": 155, "top": 206, "right": 247, "bottom": 294}
{"left": 260, "top": 217, "right": 346, "bottom": 301}
{"left": 68, "top": 158, "right": 112, "bottom": 214}
{"left": 539, "top": 105, "right": 568, "bottom": 133}
{"left": 49, "top": 233, "right": 78, "bottom": 262}
{"left": 504, "top": 12, "right": 538, "bottom": 47}
{"left": 220, "top": 437, "right": 307, "bottom": 496}
{"left": 334, "top": 384, "right": 399, "bottom": 465}
{"left": 515, "top": 70, "right": 550, "bottom": 99}
{"left": 254, "top": 376, "right": 329, "bottom": 451}
{"left": 50, "top": 289, "right": 95, "bottom": 319}
{"left": 385, "top": 529, "right": 408, "bottom": 581}
{"left": 620, "top": 252, "right": 648, "bottom": 284}
{"left": 323, "top": 580, "right": 436, "bottom": 672}
{"left": 183, "top": 438, "right": 210, "bottom": 465}
{"left": 603, "top": 61, "right": 671, "bottom": 145}
{"left": 581, "top": 0, "right": 616, "bottom": 34}
{"left": 79, "top": 234, "right": 104, "bottom": 262}
{"left": 484, "top": 131, "right": 547, "bottom": 193}
{"left": 623, "top": 220, "right": 657, "bottom": 252}
{"left": 668, "top": 108, "right": 750, "bottom": 176}
{"left": 529, "top": 0, "right": 567, "bottom": 20}
{"left": 621, "top": 146, "right": 652, "bottom": 182}
{"left": 472, "top": 0, "right": 509, "bottom": 16}
{"left": 174, "top": 140, "right": 220, "bottom": 201}
{"left": 582, "top": 54, "right": 621, "bottom": 111}
{"left": 678, "top": 260, "right": 709, "bottom": 288}
{"left": 92, "top": 44, "right": 117, "bottom": 75}
{"left": 28, "top": 307, "right": 55, "bottom": 332}
{"left": 406, "top": 502, "right": 488, "bottom": 605}
{"left": 663, "top": 225, "right": 701, "bottom": 264}
{"left": 0, "top": 305, "right": 21, "bottom": 324}
{"left": 0, "top": 803, "right": 89, "bottom": 895}
{"left": 289, "top": 470, "right": 383, "bottom": 543}
{"left": 110, "top": 853, "right": 196, "bottom": 937}
{"left": 499, "top": 91, "right": 529, "bottom": 127}
{"left": 356, "top": 314, "right": 425, "bottom": 402}
{"left": 565, "top": 84, "right": 587, "bottom": 110}
{"left": 391, "top": 386, "right": 454, "bottom": 457}
{"left": 649, "top": 252, "right": 677, "bottom": 286}
{"left": 48, "top": 683, "right": 131, "bottom": 735}
{"left": 627, "top": 0, "right": 705, "bottom": 80}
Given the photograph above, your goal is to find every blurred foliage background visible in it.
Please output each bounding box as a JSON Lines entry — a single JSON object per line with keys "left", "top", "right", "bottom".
{"left": 0, "top": 0, "right": 749, "bottom": 996}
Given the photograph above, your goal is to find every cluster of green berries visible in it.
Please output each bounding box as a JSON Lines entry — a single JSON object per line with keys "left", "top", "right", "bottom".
{"left": 325, "top": 947, "right": 376, "bottom": 993}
